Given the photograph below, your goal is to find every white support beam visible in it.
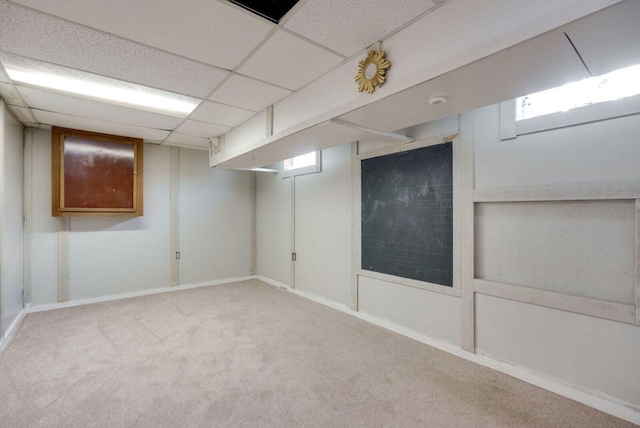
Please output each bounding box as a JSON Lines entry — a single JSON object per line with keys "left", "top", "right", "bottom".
{"left": 330, "top": 119, "right": 413, "bottom": 144}
{"left": 213, "top": 0, "right": 624, "bottom": 169}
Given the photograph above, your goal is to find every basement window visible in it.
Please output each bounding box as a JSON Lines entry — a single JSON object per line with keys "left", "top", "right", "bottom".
{"left": 281, "top": 151, "right": 321, "bottom": 178}
{"left": 500, "top": 64, "right": 640, "bottom": 139}
{"left": 517, "top": 64, "right": 640, "bottom": 121}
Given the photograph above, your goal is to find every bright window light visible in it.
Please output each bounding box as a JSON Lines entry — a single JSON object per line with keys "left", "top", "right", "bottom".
{"left": 0, "top": 52, "right": 200, "bottom": 118}
{"left": 517, "top": 64, "right": 640, "bottom": 120}
{"left": 283, "top": 151, "right": 317, "bottom": 171}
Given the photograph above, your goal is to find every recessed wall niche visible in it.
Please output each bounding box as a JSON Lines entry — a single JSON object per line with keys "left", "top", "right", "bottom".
{"left": 51, "top": 127, "right": 143, "bottom": 217}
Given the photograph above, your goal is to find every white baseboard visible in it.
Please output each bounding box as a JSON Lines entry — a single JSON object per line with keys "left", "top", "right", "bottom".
{"left": 27, "top": 276, "right": 253, "bottom": 314}
{"left": 0, "top": 303, "right": 30, "bottom": 352}
{"left": 254, "top": 275, "right": 640, "bottom": 426}
{"left": 257, "top": 276, "right": 351, "bottom": 313}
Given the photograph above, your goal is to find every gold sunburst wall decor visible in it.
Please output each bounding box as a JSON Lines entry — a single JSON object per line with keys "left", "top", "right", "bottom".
{"left": 355, "top": 50, "right": 390, "bottom": 94}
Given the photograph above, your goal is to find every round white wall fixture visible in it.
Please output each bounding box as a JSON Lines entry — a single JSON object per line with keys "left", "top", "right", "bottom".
{"left": 429, "top": 95, "right": 447, "bottom": 105}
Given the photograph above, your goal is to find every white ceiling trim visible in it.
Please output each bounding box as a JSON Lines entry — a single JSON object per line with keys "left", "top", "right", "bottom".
{"left": 32, "top": 109, "right": 171, "bottom": 141}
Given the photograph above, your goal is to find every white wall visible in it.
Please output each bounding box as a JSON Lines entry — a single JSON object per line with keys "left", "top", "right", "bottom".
{"left": 254, "top": 107, "right": 640, "bottom": 413}
{"left": 474, "top": 104, "right": 640, "bottom": 188}
{"left": 256, "top": 166, "right": 291, "bottom": 286}
{"left": 356, "top": 117, "right": 463, "bottom": 345}
{"left": 476, "top": 293, "right": 640, "bottom": 408}
{"left": 29, "top": 130, "right": 252, "bottom": 305}
{"left": 470, "top": 104, "right": 640, "bottom": 409}
{"left": 256, "top": 143, "right": 353, "bottom": 304}
{"left": 0, "top": 103, "right": 24, "bottom": 340}
{"left": 30, "top": 130, "right": 62, "bottom": 305}
{"left": 257, "top": 116, "right": 463, "bottom": 344}
{"left": 66, "top": 143, "right": 172, "bottom": 300}
{"left": 294, "top": 143, "right": 352, "bottom": 306}
{"left": 178, "top": 149, "right": 252, "bottom": 284}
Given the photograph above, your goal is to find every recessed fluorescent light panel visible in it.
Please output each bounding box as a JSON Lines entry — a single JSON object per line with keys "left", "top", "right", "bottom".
{"left": 229, "top": 0, "right": 299, "bottom": 23}
{"left": 0, "top": 52, "right": 200, "bottom": 118}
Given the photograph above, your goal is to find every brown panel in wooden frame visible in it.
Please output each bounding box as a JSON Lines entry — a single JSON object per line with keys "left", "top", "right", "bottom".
{"left": 52, "top": 127, "right": 144, "bottom": 217}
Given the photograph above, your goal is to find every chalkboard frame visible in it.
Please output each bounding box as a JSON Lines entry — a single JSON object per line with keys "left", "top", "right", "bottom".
{"left": 352, "top": 134, "right": 461, "bottom": 298}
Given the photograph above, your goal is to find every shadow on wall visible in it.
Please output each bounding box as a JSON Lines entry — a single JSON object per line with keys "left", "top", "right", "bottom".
{"left": 65, "top": 217, "right": 144, "bottom": 232}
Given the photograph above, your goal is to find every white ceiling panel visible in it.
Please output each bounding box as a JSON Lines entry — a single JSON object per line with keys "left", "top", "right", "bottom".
{"left": 165, "top": 133, "right": 210, "bottom": 150}
{"left": 10, "top": 0, "right": 272, "bottom": 70}
{"left": 564, "top": 1, "right": 640, "bottom": 76}
{"left": 175, "top": 120, "right": 230, "bottom": 139}
{"left": 188, "top": 101, "right": 255, "bottom": 127}
{"left": 7, "top": 105, "right": 35, "bottom": 123}
{"left": 285, "top": 0, "right": 437, "bottom": 57}
{"left": 238, "top": 30, "right": 344, "bottom": 90}
{"left": 0, "top": 2, "right": 228, "bottom": 97}
{"left": 209, "top": 75, "right": 291, "bottom": 112}
{"left": 0, "top": 82, "right": 27, "bottom": 107}
{"left": 0, "top": 69, "right": 7, "bottom": 83}
{"left": 17, "top": 86, "right": 184, "bottom": 130}
{"left": 32, "top": 109, "right": 171, "bottom": 141}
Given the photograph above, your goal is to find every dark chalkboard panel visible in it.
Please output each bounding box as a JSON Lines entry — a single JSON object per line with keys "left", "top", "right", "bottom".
{"left": 361, "top": 143, "right": 453, "bottom": 286}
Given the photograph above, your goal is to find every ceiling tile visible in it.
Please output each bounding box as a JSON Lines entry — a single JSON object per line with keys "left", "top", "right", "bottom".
{"left": 209, "top": 74, "right": 292, "bottom": 112}
{"left": 18, "top": 86, "right": 184, "bottom": 130}
{"left": 0, "top": 2, "right": 228, "bottom": 98}
{"left": 32, "top": 109, "right": 170, "bottom": 141}
{"left": 285, "top": 0, "right": 436, "bottom": 57}
{"left": 165, "top": 133, "right": 210, "bottom": 150}
{"left": 0, "top": 82, "right": 27, "bottom": 107}
{"left": 10, "top": 0, "right": 273, "bottom": 70}
{"left": 188, "top": 101, "right": 255, "bottom": 127}
{"left": 175, "top": 120, "right": 230, "bottom": 139}
{"left": 238, "top": 30, "right": 344, "bottom": 90}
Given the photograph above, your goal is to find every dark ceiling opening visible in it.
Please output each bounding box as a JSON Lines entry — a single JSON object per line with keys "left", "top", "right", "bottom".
{"left": 229, "top": 0, "right": 300, "bottom": 23}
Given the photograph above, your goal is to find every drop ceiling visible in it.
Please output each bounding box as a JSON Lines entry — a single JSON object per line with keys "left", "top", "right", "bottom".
{"left": 0, "top": 0, "right": 448, "bottom": 151}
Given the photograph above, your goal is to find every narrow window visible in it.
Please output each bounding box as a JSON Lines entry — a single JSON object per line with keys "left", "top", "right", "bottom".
{"left": 281, "top": 151, "right": 321, "bottom": 178}
{"left": 517, "top": 64, "right": 640, "bottom": 121}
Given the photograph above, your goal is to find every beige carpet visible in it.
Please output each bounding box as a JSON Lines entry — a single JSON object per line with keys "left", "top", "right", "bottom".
{"left": 0, "top": 279, "right": 633, "bottom": 427}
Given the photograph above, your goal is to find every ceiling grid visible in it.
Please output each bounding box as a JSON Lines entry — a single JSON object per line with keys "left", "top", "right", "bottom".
{"left": 0, "top": 0, "right": 447, "bottom": 150}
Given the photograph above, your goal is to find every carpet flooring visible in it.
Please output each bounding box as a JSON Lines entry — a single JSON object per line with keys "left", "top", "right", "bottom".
{"left": 0, "top": 279, "right": 634, "bottom": 427}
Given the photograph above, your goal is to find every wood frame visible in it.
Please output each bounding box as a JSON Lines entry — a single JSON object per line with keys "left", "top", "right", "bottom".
{"left": 474, "top": 279, "right": 635, "bottom": 324}
{"left": 473, "top": 182, "right": 640, "bottom": 326}
{"left": 51, "top": 127, "right": 143, "bottom": 217}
